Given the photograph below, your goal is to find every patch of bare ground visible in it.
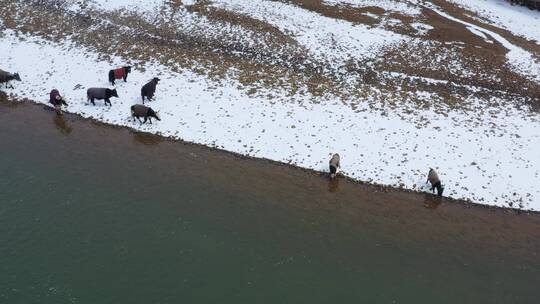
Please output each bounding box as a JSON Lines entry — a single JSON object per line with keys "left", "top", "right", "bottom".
{"left": 282, "top": 0, "right": 445, "bottom": 41}
{"left": 433, "top": 0, "right": 540, "bottom": 59}
{"left": 275, "top": 0, "right": 382, "bottom": 25}
{"left": 277, "top": 0, "right": 428, "bottom": 38}
{"left": 430, "top": 0, "right": 540, "bottom": 110}
{"left": 374, "top": 4, "right": 540, "bottom": 109}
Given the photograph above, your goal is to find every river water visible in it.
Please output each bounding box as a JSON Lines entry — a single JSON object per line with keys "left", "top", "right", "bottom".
{"left": 1, "top": 99, "right": 539, "bottom": 303}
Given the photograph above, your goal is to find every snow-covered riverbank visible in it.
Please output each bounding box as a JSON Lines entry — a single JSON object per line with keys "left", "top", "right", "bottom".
{"left": 2, "top": 27, "right": 539, "bottom": 210}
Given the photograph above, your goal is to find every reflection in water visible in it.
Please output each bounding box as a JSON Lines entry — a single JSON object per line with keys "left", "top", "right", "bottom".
{"left": 133, "top": 131, "right": 163, "bottom": 146}
{"left": 53, "top": 115, "right": 73, "bottom": 135}
{"left": 423, "top": 194, "right": 442, "bottom": 209}
{"left": 328, "top": 177, "right": 340, "bottom": 192}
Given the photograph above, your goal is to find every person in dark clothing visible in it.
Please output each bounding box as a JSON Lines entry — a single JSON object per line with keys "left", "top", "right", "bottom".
{"left": 49, "top": 89, "right": 68, "bottom": 115}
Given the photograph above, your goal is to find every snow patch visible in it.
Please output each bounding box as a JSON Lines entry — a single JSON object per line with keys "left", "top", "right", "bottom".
{"left": 410, "top": 22, "right": 434, "bottom": 35}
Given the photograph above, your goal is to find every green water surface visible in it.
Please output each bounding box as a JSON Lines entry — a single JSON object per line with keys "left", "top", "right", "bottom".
{"left": 1, "top": 103, "right": 539, "bottom": 304}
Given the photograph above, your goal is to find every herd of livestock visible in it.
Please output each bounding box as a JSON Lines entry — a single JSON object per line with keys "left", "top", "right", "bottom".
{"left": 1, "top": 66, "right": 161, "bottom": 124}
{"left": 0, "top": 67, "right": 445, "bottom": 197}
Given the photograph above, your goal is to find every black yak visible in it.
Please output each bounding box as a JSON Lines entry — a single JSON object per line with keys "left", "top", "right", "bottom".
{"left": 87, "top": 87, "right": 118, "bottom": 106}
{"left": 329, "top": 153, "right": 340, "bottom": 179}
{"left": 0, "top": 69, "right": 21, "bottom": 88}
{"left": 49, "top": 89, "right": 68, "bottom": 115}
{"left": 141, "top": 77, "right": 160, "bottom": 103}
{"left": 131, "top": 104, "right": 160, "bottom": 124}
{"left": 108, "top": 66, "right": 132, "bottom": 85}
{"left": 427, "top": 168, "right": 444, "bottom": 197}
